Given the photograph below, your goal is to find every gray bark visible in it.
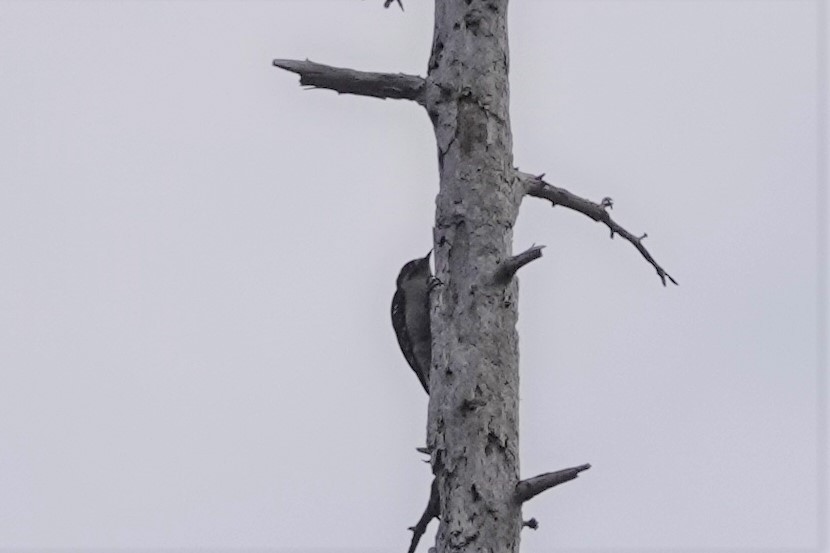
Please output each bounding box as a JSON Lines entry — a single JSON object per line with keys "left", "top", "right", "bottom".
{"left": 273, "top": 1, "right": 676, "bottom": 552}
{"left": 423, "top": 3, "right": 523, "bottom": 553}
{"left": 515, "top": 464, "right": 592, "bottom": 504}
{"left": 272, "top": 59, "right": 425, "bottom": 102}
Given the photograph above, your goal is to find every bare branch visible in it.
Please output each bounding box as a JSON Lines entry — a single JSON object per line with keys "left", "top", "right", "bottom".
{"left": 273, "top": 59, "right": 424, "bottom": 103}
{"left": 408, "top": 477, "right": 440, "bottom": 553}
{"left": 515, "top": 463, "right": 591, "bottom": 504}
{"left": 518, "top": 171, "right": 678, "bottom": 286}
{"left": 495, "top": 245, "right": 546, "bottom": 283}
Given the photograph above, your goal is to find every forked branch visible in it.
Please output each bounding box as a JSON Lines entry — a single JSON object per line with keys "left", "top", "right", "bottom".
{"left": 273, "top": 59, "right": 425, "bottom": 103}
{"left": 518, "top": 171, "right": 677, "bottom": 286}
{"left": 515, "top": 464, "right": 591, "bottom": 504}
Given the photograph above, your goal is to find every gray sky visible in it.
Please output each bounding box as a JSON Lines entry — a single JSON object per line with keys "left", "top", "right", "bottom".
{"left": 0, "top": 0, "right": 826, "bottom": 550}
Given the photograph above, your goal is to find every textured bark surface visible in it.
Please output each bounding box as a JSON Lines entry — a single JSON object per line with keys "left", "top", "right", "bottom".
{"left": 272, "top": 59, "right": 425, "bottom": 101}
{"left": 271, "top": 2, "right": 657, "bottom": 550}
{"left": 424, "top": 2, "right": 523, "bottom": 553}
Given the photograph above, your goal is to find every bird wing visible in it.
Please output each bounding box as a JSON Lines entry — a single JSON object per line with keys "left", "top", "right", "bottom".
{"left": 391, "top": 289, "right": 429, "bottom": 393}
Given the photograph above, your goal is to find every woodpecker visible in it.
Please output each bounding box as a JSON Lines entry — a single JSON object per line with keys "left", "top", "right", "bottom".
{"left": 391, "top": 251, "right": 438, "bottom": 394}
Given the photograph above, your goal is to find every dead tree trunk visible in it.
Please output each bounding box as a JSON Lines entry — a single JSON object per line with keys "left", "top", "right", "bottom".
{"left": 274, "top": 2, "right": 675, "bottom": 553}
{"left": 424, "top": 3, "right": 523, "bottom": 553}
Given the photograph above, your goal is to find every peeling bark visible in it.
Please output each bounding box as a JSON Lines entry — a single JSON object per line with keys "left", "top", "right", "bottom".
{"left": 269, "top": 2, "right": 683, "bottom": 552}
{"left": 425, "top": 2, "right": 523, "bottom": 553}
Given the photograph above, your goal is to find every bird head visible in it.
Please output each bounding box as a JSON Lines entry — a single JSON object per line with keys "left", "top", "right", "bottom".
{"left": 396, "top": 250, "right": 432, "bottom": 288}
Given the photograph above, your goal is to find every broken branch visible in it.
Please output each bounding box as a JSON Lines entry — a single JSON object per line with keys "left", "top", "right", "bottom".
{"left": 522, "top": 518, "right": 539, "bottom": 530}
{"left": 408, "top": 477, "right": 440, "bottom": 553}
{"left": 273, "top": 59, "right": 425, "bottom": 103}
{"left": 495, "top": 245, "right": 546, "bottom": 283}
{"left": 518, "top": 171, "right": 677, "bottom": 286}
{"left": 515, "top": 463, "right": 591, "bottom": 504}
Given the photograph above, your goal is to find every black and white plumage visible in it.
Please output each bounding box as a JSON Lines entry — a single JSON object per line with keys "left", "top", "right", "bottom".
{"left": 391, "top": 251, "right": 436, "bottom": 394}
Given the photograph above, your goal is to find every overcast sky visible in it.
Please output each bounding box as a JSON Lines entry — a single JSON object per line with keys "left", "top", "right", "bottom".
{"left": 0, "top": 0, "right": 827, "bottom": 551}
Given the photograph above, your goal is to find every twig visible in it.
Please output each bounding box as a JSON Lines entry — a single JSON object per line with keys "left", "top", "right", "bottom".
{"left": 515, "top": 463, "right": 591, "bottom": 504}
{"left": 408, "top": 477, "right": 440, "bottom": 553}
{"left": 273, "top": 59, "right": 424, "bottom": 103}
{"left": 519, "top": 171, "right": 677, "bottom": 286}
{"left": 495, "top": 245, "right": 546, "bottom": 283}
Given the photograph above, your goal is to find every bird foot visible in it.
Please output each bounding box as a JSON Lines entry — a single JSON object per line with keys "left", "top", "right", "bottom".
{"left": 428, "top": 277, "right": 443, "bottom": 292}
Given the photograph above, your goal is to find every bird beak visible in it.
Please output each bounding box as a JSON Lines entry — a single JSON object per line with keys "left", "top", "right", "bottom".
{"left": 424, "top": 249, "right": 433, "bottom": 261}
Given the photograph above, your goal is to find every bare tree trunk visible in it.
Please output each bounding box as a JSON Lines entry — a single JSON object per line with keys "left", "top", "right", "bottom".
{"left": 274, "top": 2, "right": 675, "bottom": 552}
{"left": 423, "top": 2, "right": 523, "bottom": 553}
